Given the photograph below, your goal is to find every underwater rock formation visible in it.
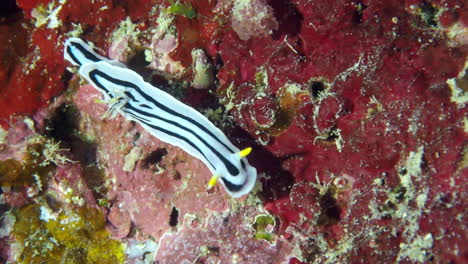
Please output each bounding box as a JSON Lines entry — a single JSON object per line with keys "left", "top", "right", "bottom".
{"left": 0, "top": 0, "right": 467, "bottom": 263}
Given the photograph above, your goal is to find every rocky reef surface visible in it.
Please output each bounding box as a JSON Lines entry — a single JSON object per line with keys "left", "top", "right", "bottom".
{"left": 0, "top": 0, "right": 467, "bottom": 263}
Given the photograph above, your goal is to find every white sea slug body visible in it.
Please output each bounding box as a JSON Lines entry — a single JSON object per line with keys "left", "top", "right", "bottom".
{"left": 64, "top": 38, "right": 257, "bottom": 198}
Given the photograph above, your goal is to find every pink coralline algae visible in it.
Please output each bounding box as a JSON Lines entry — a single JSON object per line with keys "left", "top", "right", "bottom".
{"left": 0, "top": 0, "right": 467, "bottom": 263}
{"left": 230, "top": 0, "right": 279, "bottom": 41}
{"left": 155, "top": 206, "right": 293, "bottom": 263}
{"left": 73, "top": 84, "right": 229, "bottom": 241}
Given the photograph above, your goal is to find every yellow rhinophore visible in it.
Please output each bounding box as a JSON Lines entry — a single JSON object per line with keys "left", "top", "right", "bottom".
{"left": 238, "top": 147, "right": 252, "bottom": 158}
{"left": 93, "top": 98, "right": 106, "bottom": 104}
{"left": 207, "top": 174, "right": 219, "bottom": 189}
{"left": 207, "top": 147, "right": 252, "bottom": 190}
{"left": 208, "top": 174, "right": 219, "bottom": 190}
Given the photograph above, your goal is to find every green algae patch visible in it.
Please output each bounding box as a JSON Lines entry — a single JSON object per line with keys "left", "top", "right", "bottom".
{"left": 167, "top": 1, "right": 197, "bottom": 19}
{"left": 13, "top": 203, "right": 124, "bottom": 264}
{"left": 252, "top": 214, "right": 276, "bottom": 244}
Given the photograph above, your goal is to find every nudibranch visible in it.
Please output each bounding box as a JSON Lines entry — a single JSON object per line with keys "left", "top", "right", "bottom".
{"left": 64, "top": 38, "right": 257, "bottom": 198}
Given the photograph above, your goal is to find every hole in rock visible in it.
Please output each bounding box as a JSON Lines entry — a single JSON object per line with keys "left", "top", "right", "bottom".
{"left": 352, "top": 1, "right": 367, "bottom": 24}
{"left": 44, "top": 103, "right": 98, "bottom": 166}
{"left": 317, "top": 190, "right": 341, "bottom": 226}
{"left": 310, "top": 81, "right": 325, "bottom": 98}
{"left": 127, "top": 48, "right": 151, "bottom": 68}
{"left": 169, "top": 206, "right": 179, "bottom": 227}
{"left": 419, "top": 1, "right": 437, "bottom": 27}
{"left": 323, "top": 126, "right": 340, "bottom": 142}
{"left": 268, "top": 0, "right": 303, "bottom": 37}
{"left": 132, "top": 132, "right": 141, "bottom": 143}
{"left": 173, "top": 170, "right": 181, "bottom": 181}
{"left": 207, "top": 246, "right": 220, "bottom": 255}
{"left": 142, "top": 148, "right": 168, "bottom": 169}
{"left": 44, "top": 103, "right": 107, "bottom": 199}
{"left": 0, "top": 0, "right": 20, "bottom": 17}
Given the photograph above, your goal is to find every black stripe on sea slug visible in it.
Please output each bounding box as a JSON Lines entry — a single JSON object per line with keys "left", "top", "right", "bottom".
{"left": 139, "top": 104, "right": 152, "bottom": 109}
{"left": 133, "top": 91, "right": 240, "bottom": 170}
{"left": 89, "top": 69, "right": 237, "bottom": 154}
{"left": 70, "top": 41, "right": 103, "bottom": 64}
{"left": 66, "top": 45, "right": 82, "bottom": 66}
{"left": 221, "top": 177, "right": 245, "bottom": 192}
{"left": 89, "top": 69, "right": 241, "bottom": 176}
{"left": 88, "top": 70, "right": 122, "bottom": 101}
{"left": 125, "top": 103, "right": 240, "bottom": 176}
{"left": 124, "top": 111, "right": 217, "bottom": 171}
{"left": 132, "top": 88, "right": 239, "bottom": 159}
{"left": 115, "top": 94, "right": 250, "bottom": 172}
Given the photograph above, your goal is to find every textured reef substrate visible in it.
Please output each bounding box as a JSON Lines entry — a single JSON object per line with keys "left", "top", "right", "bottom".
{"left": 0, "top": 0, "right": 467, "bottom": 263}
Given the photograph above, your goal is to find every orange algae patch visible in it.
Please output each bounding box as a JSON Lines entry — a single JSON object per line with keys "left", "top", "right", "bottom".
{"left": 268, "top": 84, "right": 308, "bottom": 136}
{"left": 0, "top": 159, "right": 35, "bottom": 189}
{"left": 13, "top": 204, "right": 124, "bottom": 264}
{"left": 0, "top": 143, "right": 54, "bottom": 190}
